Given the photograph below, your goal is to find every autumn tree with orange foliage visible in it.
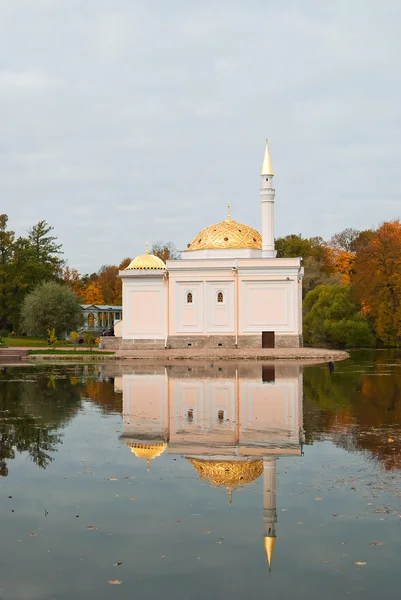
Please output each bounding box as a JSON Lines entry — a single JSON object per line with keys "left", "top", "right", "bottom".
{"left": 353, "top": 220, "right": 401, "bottom": 345}
{"left": 63, "top": 266, "right": 85, "bottom": 301}
{"left": 83, "top": 280, "right": 104, "bottom": 305}
{"left": 327, "top": 248, "right": 356, "bottom": 284}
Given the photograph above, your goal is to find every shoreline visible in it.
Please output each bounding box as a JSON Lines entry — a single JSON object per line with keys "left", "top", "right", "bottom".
{"left": 26, "top": 347, "right": 349, "bottom": 364}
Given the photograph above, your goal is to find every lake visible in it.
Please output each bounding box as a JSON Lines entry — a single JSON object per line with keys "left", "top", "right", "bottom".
{"left": 0, "top": 351, "right": 400, "bottom": 599}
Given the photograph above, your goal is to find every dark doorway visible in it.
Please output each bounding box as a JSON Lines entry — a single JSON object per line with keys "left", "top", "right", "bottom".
{"left": 262, "top": 365, "right": 275, "bottom": 383}
{"left": 262, "top": 331, "right": 275, "bottom": 348}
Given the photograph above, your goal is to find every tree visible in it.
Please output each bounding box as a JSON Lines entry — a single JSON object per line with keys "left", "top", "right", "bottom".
{"left": 0, "top": 215, "right": 16, "bottom": 330}
{"left": 330, "top": 228, "right": 361, "bottom": 252}
{"left": 353, "top": 220, "right": 401, "bottom": 345}
{"left": 328, "top": 249, "right": 356, "bottom": 284}
{"left": 63, "top": 267, "right": 85, "bottom": 301}
{"left": 330, "top": 227, "right": 374, "bottom": 253}
{"left": 98, "top": 265, "right": 119, "bottom": 304}
{"left": 20, "top": 281, "right": 83, "bottom": 338}
{"left": 302, "top": 256, "right": 341, "bottom": 297}
{"left": 24, "top": 220, "right": 64, "bottom": 286}
{"left": 151, "top": 241, "right": 180, "bottom": 262}
{"left": 303, "top": 284, "right": 375, "bottom": 348}
{"left": 83, "top": 280, "right": 104, "bottom": 304}
{"left": 275, "top": 234, "right": 314, "bottom": 259}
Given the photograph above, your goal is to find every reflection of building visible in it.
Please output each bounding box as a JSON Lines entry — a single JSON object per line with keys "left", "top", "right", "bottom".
{"left": 117, "top": 363, "right": 303, "bottom": 569}
{"left": 116, "top": 141, "right": 304, "bottom": 349}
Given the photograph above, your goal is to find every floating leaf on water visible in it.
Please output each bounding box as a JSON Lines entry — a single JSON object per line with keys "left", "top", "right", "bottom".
{"left": 296, "top": 522, "right": 304, "bottom": 525}
{"left": 388, "top": 438, "right": 394, "bottom": 443}
{"left": 315, "top": 498, "right": 322, "bottom": 501}
{"left": 113, "top": 562, "right": 123, "bottom": 566}
{"left": 129, "top": 498, "right": 136, "bottom": 501}
{"left": 107, "top": 478, "right": 118, "bottom": 481}
{"left": 369, "top": 542, "right": 384, "bottom": 546}
{"left": 354, "top": 561, "right": 367, "bottom": 566}
{"left": 85, "top": 525, "right": 98, "bottom": 530}
{"left": 29, "top": 532, "right": 37, "bottom": 537}
{"left": 108, "top": 580, "right": 123, "bottom": 584}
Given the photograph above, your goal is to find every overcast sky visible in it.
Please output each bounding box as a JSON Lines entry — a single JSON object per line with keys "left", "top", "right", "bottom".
{"left": 1, "top": 0, "right": 400, "bottom": 273}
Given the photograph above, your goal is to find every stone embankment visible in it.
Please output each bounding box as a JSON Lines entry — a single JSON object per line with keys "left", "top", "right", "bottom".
{"left": 27, "top": 347, "right": 349, "bottom": 363}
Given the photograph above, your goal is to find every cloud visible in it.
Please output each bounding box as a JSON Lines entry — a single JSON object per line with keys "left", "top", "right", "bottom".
{"left": 1, "top": 0, "right": 401, "bottom": 272}
{"left": 0, "top": 70, "right": 53, "bottom": 91}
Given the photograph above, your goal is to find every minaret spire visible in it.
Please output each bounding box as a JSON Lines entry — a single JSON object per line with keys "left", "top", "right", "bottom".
{"left": 260, "top": 139, "right": 277, "bottom": 257}
{"left": 261, "top": 139, "right": 274, "bottom": 176}
{"left": 263, "top": 458, "right": 277, "bottom": 571}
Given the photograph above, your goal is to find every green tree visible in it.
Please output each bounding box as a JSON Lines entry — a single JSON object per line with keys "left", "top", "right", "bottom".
{"left": 275, "top": 234, "right": 313, "bottom": 259}
{"left": 24, "top": 220, "right": 64, "bottom": 287}
{"left": 20, "top": 281, "right": 83, "bottom": 338}
{"left": 302, "top": 256, "right": 341, "bottom": 298}
{"left": 0, "top": 215, "right": 16, "bottom": 330}
{"left": 303, "top": 284, "right": 375, "bottom": 348}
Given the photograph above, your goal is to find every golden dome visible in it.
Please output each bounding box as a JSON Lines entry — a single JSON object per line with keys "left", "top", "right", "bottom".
{"left": 126, "top": 442, "right": 167, "bottom": 470}
{"left": 188, "top": 459, "right": 263, "bottom": 491}
{"left": 186, "top": 218, "right": 262, "bottom": 251}
{"left": 126, "top": 253, "right": 166, "bottom": 270}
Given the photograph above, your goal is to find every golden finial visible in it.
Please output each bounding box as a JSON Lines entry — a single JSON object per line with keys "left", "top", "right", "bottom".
{"left": 227, "top": 203, "right": 231, "bottom": 221}
{"left": 146, "top": 241, "right": 149, "bottom": 255}
{"left": 264, "top": 536, "right": 277, "bottom": 571}
{"left": 261, "top": 138, "right": 274, "bottom": 176}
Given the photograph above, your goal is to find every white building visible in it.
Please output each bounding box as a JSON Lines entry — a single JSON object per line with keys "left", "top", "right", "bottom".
{"left": 115, "top": 140, "right": 304, "bottom": 349}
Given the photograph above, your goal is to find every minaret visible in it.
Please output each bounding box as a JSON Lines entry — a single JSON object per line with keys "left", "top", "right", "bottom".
{"left": 263, "top": 458, "right": 277, "bottom": 570}
{"left": 260, "top": 139, "right": 277, "bottom": 257}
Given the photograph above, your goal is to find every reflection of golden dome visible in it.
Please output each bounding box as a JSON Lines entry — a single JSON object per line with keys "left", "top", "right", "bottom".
{"left": 188, "top": 459, "right": 263, "bottom": 503}
{"left": 126, "top": 442, "right": 167, "bottom": 470}
{"left": 126, "top": 253, "right": 166, "bottom": 270}
{"left": 186, "top": 218, "right": 262, "bottom": 251}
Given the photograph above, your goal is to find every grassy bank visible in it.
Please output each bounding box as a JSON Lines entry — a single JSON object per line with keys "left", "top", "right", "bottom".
{"left": 29, "top": 349, "right": 114, "bottom": 355}
{"left": 2, "top": 337, "right": 70, "bottom": 347}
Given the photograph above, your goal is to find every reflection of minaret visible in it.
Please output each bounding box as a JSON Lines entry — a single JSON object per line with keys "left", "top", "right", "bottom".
{"left": 263, "top": 458, "right": 277, "bottom": 571}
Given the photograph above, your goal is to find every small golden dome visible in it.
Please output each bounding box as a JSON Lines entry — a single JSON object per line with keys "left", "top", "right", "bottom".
{"left": 187, "top": 459, "right": 263, "bottom": 490}
{"left": 126, "top": 253, "right": 166, "bottom": 270}
{"left": 186, "top": 219, "right": 262, "bottom": 251}
{"left": 126, "top": 442, "right": 167, "bottom": 470}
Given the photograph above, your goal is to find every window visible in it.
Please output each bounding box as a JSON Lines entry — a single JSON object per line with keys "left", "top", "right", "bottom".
{"left": 186, "top": 292, "right": 193, "bottom": 304}
{"left": 217, "top": 291, "right": 224, "bottom": 303}
{"left": 115, "top": 312, "right": 120, "bottom": 320}
{"left": 104, "top": 312, "right": 109, "bottom": 327}
{"left": 88, "top": 313, "right": 94, "bottom": 327}
{"left": 98, "top": 313, "right": 103, "bottom": 327}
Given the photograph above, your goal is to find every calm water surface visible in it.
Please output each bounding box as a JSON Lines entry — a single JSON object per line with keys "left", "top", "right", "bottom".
{"left": 0, "top": 351, "right": 400, "bottom": 599}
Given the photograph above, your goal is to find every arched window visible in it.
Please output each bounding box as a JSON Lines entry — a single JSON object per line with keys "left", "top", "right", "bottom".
{"left": 98, "top": 313, "right": 103, "bottom": 327}
{"left": 88, "top": 313, "right": 94, "bottom": 327}
{"left": 217, "top": 291, "right": 224, "bottom": 303}
{"left": 186, "top": 292, "right": 193, "bottom": 304}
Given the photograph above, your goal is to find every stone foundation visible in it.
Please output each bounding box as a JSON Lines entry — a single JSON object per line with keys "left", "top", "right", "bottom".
{"left": 168, "top": 335, "right": 237, "bottom": 349}
{"left": 100, "top": 337, "right": 166, "bottom": 350}
{"left": 275, "top": 335, "right": 303, "bottom": 348}
{"left": 102, "top": 334, "right": 303, "bottom": 350}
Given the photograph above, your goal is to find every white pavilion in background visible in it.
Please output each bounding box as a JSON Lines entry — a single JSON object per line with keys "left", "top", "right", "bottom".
{"left": 112, "top": 140, "right": 304, "bottom": 349}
